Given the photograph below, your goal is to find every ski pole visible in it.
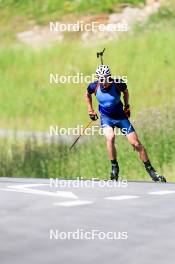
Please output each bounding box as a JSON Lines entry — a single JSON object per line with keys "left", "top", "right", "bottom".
{"left": 69, "top": 120, "right": 94, "bottom": 151}
{"left": 97, "top": 48, "right": 105, "bottom": 65}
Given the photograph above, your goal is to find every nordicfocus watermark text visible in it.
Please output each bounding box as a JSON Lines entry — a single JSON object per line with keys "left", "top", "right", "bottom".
{"left": 50, "top": 229, "right": 128, "bottom": 240}
{"left": 49, "top": 73, "right": 127, "bottom": 85}
{"left": 50, "top": 21, "right": 128, "bottom": 32}
{"left": 49, "top": 125, "right": 132, "bottom": 136}
{"left": 50, "top": 178, "right": 128, "bottom": 189}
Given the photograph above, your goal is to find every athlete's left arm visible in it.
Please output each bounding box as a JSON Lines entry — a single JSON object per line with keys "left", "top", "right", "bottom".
{"left": 118, "top": 80, "right": 129, "bottom": 107}
{"left": 117, "top": 79, "right": 129, "bottom": 107}
{"left": 123, "top": 88, "right": 129, "bottom": 107}
{"left": 122, "top": 89, "right": 131, "bottom": 118}
{"left": 117, "top": 79, "right": 130, "bottom": 117}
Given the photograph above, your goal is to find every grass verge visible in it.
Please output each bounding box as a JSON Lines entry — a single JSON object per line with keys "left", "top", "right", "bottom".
{"left": 0, "top": 108, "right": 174, "bottom": 181}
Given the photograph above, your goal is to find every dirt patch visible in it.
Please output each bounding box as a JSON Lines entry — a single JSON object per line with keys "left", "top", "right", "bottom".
{"left": 16, "top": 1, "right": 161, "bottom": 49}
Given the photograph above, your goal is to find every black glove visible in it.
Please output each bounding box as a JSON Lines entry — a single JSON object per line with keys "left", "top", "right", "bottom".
{"left": 89, "top": 111, "right": 98, "bottom": 121}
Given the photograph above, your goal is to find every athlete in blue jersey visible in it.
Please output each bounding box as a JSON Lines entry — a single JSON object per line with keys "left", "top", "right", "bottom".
{"left": 85, "top": 65, "right": 166, "bottom": 182}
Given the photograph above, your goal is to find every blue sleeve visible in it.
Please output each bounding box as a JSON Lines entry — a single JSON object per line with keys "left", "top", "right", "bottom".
{"left": 87, "top": 82, "right": 97, "bottom": 94}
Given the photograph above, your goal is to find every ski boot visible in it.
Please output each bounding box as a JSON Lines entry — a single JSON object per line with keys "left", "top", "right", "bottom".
{"left": 146, "top": 166, "right": 166, "bottom": 183}
{"left": 110, "top": 163, "right": 119, "bottom": 181}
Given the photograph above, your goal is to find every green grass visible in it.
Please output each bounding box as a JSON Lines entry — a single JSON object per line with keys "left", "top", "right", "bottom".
{"left": 0, "top": 21, "right": 175, "bottom": 130}
{"left": 0, "top": 0, "right": 145, "bottom": 46}
{"left": 0, "top": 0, "right": 175, "bottom": 180}
{"left": 0, "top": 0, "right": 145, "bottom": 24}
{"left": 0, "top": 107, "right": 174, "bottom": 181}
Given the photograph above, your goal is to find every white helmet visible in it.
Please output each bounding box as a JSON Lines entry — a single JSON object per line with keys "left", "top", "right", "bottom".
{"left": 96, "top": 65, "right": 111, "bottom": 77}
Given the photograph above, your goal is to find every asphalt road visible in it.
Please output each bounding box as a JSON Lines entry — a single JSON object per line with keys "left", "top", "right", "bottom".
{"left": 0, "top": 177, "right": 175, "bottom": 264}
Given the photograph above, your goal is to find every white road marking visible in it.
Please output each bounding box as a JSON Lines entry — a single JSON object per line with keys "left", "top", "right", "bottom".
{"left": 0, "top": 184, "right": 78, "bottom": 199}
{"left": 148, "top": 190, "right": 175, "bottom": 195}
{"left": 105, "top": 195, "right": 139, "bottom": 200}
{"left": 10, "top": 184, "right": 47, "bottom": 188}
{"left": 54, "top": 200, "right": 93, "bottom": 207}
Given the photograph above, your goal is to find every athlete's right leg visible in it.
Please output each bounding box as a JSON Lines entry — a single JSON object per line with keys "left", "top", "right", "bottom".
{"left": 103, "top": 126, "right": 116, "bottom": 160}
{"left": 103, "top": 126, "right": 119, "bottom": 180}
